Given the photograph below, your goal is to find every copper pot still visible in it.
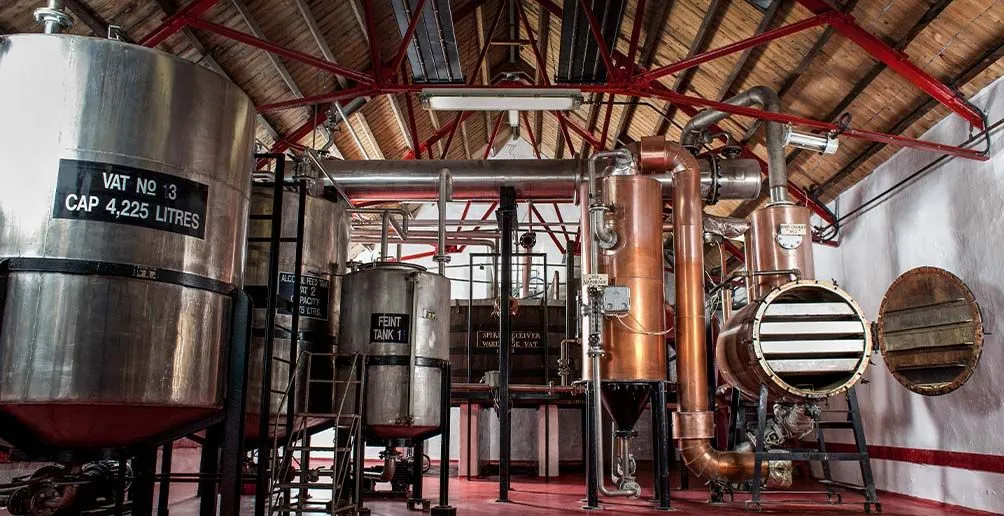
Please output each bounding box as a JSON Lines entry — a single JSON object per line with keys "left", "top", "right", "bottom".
{"left": 580, "top": 174, "right": 667, "bottom": 382}
{"left": 745, "top": 204, "right": 815, "bottom": 302}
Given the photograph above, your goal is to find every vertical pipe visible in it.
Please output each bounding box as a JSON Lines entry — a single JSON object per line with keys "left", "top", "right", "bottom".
{"left": 412, "top": 440, "right": 425, "bottom": 501}
{"left": 288, "top": 182, "right": 308, "bottom": 505}
{"left": 380, "top": 211, "right": 390, "bottom": 260}
{"left": 220, "top": 290, "right": 251, "bottom": 516}
{"left": 436, "top": 169, "right": 451, "bottom": 275}
{"left": 199, "top": 428, "right": 220, "bottom": 516}
{"left": 653, "top": 383, "right": 671, "bottom": 509}
{"left": 467, "top": 257, "right": 474, "bottom": 384}
{"left": 543, "top": 254, "right": 549, "bottom": 383}
{"left": 496, "top": 187, "right": 516, "bottom": 502}
{"left": 255, "top": 155, "right": 285, "bottom": 516}
{"left": 157, "top": 442, "right": 173, "bottom": 516}
{"left": 584, "top": 383, "right": 599, "bottom": 509}
{"left": 353, "top": 357, "right": 367, "bottom": 514}
{"left": 562, "top": 246, "right": 575, "bottom": 387}
{"left": 132, "top": 448, "right": 156, "bottom": 516}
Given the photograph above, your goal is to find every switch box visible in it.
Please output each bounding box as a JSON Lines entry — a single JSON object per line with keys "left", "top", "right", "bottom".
{"left": 601, "top": 286, "right": 631, "bottom": 315}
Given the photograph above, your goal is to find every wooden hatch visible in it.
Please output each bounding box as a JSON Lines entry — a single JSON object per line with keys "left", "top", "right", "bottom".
{"left": 877, "top": 267, "right": 985, "bottom": 396}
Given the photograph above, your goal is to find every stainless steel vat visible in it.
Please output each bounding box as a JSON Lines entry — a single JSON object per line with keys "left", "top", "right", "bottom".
{"left": 0, "top": 34, "right": 256, "bottom": 448}
{"left": 338, "top": 262, "right": 450, "bottom": 439}
{"left": 244, "top": 186, "right": 349, "bottom": 440}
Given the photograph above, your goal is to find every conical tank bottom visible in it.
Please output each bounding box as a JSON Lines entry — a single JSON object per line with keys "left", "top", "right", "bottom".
{"left": 600, "top": 383, "right": 652, "bottom": 431}
{"left": 0, "top": 403, "right": 218, "bottom": 449}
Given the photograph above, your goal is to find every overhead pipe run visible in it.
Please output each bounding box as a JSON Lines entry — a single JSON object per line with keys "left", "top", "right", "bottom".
{"left": 681, "top": 86, "right": 790, "bottom": 204}
{"left": 313, "top": 158, "right": 761, "bottom": 203}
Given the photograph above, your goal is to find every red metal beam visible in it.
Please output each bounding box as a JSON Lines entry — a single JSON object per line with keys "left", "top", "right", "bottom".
{"left": 389, "top": 0, "right": 431, "bottom": 78}
{"left": 256, "top": 84, "right": 375, "bottom": 112}
{"left": 552, "top": 203, "right": 570, "bottom": 244}
{"left": 255, "top": 106, "right": 329, "bottom": 168}
{"left": 139, "top": 0, "right": 220, "bottom": 47}
{"left": 186, "top": 18, "right": 375, "bottom": 84}
{"left": 469, "top": 0, "right": 508, "bottom": 87}
{"left": 640, "top": 87, "right": 988, "bottom": 160}
{"left": 554, "top": 112, "right": 603, "bottom": 150}
{"left": 598, "top": 94, "right": 615, "bottom": 151}
{"left": 484, "top": 111, "right": 506, "bottom": 159}
{"left": 403, "top": 89, "right": 424, "bottom": 159}
{"left": 361, "top": 0, "right": 382, "bottom": 77}
{"left": 634, "top": 12, "right": 836, "bottom": 85}
{"left": 796, "top": 0, "right": 984, "bottom": 129}
{"left": 576, "top": 0, "right": 619, "bottom": 80}
{"left": 402, "top": 110, "right": 477, "bottom": 159}
{"left": 400, "top": 249, "right": 438, "bottom": 261}
{"left": 530, "top": 204, "right": 566, "bottom": 254}
{"left": 721, "top": 240, "right": 745, "bottom": 264}
{"left": 521, "top": 112, "right": 543, "bottom": 159}
{"left": 624, "top": 0, "right": 646, "bottom": 72}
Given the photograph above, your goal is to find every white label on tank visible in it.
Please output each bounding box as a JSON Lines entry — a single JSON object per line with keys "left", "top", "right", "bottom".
{"left": 778, "top": 223, "right": 807, "bottom": 236}
{"left": 583, "top": 273, "right": 610, "bottom": 287}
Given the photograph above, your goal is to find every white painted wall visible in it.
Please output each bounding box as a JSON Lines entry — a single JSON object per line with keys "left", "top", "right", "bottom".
{"left": 812, "top": 76, "right": 1004, "bottom": 513}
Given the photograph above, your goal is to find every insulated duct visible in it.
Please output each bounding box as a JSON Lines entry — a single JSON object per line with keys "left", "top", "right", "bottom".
{"left": 638, "top": 136, "right": 777, "bottom": 484}
{"left": 680, "top": 86, "right": 789, "bottom": 204}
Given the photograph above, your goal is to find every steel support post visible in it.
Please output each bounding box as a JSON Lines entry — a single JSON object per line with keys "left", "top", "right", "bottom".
{"left": 220, "top": 288, "right": 252, "bottom": 516}
{"left": 431, "top": 363, "right": 457, "bottom": 516}
{"left": 198, "top": 427, "right": 221, "bottom": 516}
{"left": 652, "top": 383, "right": 671, "bottom": 510}
{"left": 157, "top": 442, "right": 173, "bottom": 516}
{"left": 583, "top": 381, "right": 600, "bottom": 509}
{"left": 131, "top": 447, "right": 157, "bottom": 516}
{"left": 496, "top": 186, "right": 517, "bottom": 502}
{"left": 288, "top": 181, "right": 308, "bottom": 506}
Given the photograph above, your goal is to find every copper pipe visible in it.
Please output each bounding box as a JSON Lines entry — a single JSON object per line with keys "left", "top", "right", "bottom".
{"left": 451, "top": 383, "right": 580, "bottom": 394}
{"left": 640, "top": 136, "right": 766, "bottom": 483}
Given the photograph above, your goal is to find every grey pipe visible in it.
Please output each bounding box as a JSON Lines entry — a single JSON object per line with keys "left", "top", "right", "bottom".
{"left": 352, "top": 236, "right": 496, "bottom": 254}
{"left": 435, "top": 169, "right": 452, "bottom": 275}
{"left": 680, "top": 86, "right": 790, "bottom": 204}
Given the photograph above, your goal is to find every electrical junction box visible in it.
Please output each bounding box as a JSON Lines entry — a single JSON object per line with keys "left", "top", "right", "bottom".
{"left": 601, "top": 286, "right": 631, "bottom": 315}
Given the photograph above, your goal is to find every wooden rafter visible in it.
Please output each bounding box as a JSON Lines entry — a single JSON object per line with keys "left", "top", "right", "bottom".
{"left": 613, "top": 0, "right": 674, "bottom": 145}
{"left": 715, "top": 0, "right": 783, "bottom": 101}
{"left": 656, "top": 0, "right": 726, "bottom": 136}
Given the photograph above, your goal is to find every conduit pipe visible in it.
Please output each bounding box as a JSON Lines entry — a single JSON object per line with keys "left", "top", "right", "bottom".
{"left": 351, "top": 236, "right": 496, "bottom": 254}
{"left": 680, "top": 86, "right": 790, "bottom": 204}
{"left": 309, "top": 159, "right": 760, "bottom": 202}
{"left": 638, "top": 136, "right": 768, "bottom": 483}
{"left": 585, "top": 148, "right": 642, "bottom": 499}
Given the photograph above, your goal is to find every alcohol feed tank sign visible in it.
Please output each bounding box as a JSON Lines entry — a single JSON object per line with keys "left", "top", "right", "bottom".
{"left": 370, "top": 313, "right": 410, "bottom": 344}
{"left": 278, "top": 272, "right": 330, "bottom": 320}
{"left": 52, "top": 159, "right": 209, "bottom": 238}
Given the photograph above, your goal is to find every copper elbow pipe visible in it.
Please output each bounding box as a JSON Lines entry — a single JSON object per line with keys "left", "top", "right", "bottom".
{"left": 640, "top": 136, "right": 766, "bottom": 483}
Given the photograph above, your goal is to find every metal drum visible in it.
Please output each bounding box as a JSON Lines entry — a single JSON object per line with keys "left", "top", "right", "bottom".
{"left": 0, "top": 35, "right": 256, "bottom": 448}
{"left": 717, "top": 281, "right": 872, "bottom": 401}
{"left": 338, "top": 262, "right": 450, "bottom": 439}
{"left": 244, "top": 186, "right": 349, "bottom": 441}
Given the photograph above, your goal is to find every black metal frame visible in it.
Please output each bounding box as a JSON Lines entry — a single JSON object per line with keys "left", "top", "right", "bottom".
{"left": 496, "top": 186, "right": 516, "bottom": 503}
{"left": 727, "top": 385, "right": 881, "bottom": 513}
{"left": 581, "top": 380, "right": 673, "bottom": 511}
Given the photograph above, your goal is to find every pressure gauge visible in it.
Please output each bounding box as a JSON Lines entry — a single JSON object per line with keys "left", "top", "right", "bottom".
{"left": 776, "top": 223, "right": 806, "bottom": 250}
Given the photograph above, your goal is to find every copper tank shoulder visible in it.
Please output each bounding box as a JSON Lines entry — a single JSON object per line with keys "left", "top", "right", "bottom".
{"left": 745, "top": 204, "right": 814, "bottom": 301}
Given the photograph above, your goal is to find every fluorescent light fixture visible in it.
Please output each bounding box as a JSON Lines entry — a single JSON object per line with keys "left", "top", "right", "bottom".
{"left": 420, "top": 88, "right": 584, "bottom": 111}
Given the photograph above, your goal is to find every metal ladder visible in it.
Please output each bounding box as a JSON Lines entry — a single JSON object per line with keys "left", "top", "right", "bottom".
{"left": 267, "top": 352, "right": 365, "bottom": 515}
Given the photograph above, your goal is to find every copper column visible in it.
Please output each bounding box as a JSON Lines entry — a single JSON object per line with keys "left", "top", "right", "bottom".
{"left": 639, "top": 137, "right": 765, "bottom": 483}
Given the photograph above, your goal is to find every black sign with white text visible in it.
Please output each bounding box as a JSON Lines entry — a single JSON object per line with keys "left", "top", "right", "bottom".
{"left": 52, "top": 159, "right": 210, "bottom": 238}
{"left": 475, "top": 330, "right": 544, "bottom": 352}
{"left": 278, "top": 272, "right": 330, "bottom": 320}
{"left": 370, "top": 313, "right": 410, "bottom": 344}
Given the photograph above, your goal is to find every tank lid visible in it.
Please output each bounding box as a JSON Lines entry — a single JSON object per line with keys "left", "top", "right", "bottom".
{"left": 356, "top": 261, "right": 428, "bottom": 273}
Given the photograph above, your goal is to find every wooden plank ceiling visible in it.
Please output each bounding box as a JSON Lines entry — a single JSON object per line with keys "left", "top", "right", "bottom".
{"left": 2, "top": 0, "right": 1002, "bottom": 216}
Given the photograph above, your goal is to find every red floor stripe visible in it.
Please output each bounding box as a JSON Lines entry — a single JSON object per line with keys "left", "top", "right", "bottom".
{"left": 820, "top": 442, "right": 1004, "bottom": 474}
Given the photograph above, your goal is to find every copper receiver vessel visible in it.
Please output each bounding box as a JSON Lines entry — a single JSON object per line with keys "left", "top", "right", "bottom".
{"left": 745, "top": 204, "right": 815, "bottom": 301}
{"left": 579, "top": 165, "right": 667, "bottom": 381}
{"left": 639, "top": 136, "right": 766, "bottom": 483}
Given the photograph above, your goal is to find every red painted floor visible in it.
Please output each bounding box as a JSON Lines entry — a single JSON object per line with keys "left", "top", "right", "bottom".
{"left": 160, "top": 467, "right": 993, "bottom": 515}
{"left": 358, "top": 468, "right": 991, "bottom": 516}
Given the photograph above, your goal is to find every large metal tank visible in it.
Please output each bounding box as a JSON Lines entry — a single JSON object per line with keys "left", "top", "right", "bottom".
{"left": 244, "top": 186, "right": 349, "bottom": 441}
{"left": 338, "top": 262, "right": 450, "bottom": 439}
{"left": 716, "top": 280, "right": 872, "bottom": 400}
{"left": 744, "top": 204, "right": 815, "bottom": 301}
{"left": 0, "top": 35, "right": 256, "bottom": 449}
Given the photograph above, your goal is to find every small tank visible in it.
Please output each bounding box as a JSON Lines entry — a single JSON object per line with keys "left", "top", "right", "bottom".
{"left": 0, "top": 34, "right": 256, "bottom": 448}
{"left": 338, "top": 262, "right": 450, "bottom": 439}
{"left": 244, "top": 186, "right": 349, "bottom": 441}
{"left": 717, "top": 280, "right": 872, "bottom": 400}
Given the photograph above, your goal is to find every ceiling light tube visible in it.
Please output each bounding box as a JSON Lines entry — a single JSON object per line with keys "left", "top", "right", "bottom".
{"left": 420, "top": 88, "right": 584, "bottom": 111}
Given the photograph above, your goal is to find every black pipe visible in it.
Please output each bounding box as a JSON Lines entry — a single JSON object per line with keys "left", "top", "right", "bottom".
{"left": 564, "top": 245, "right": 575, "bottom": 386}
{"left": 543, "top": 254, "right": 549, "bottom": 384}
{"left": 288, "top": 181, "right": 307, "bottom": 505}
{"left": 199, "top": 427, "right": 220, "bottom": 516}
{"left": 157, "top": 442, "right": 173, "bottom": 516}
{"left": 353, "top": 359, "right": 367, "bottom": 514}
{"left": 255, "top": 154, "right": 285, "bottom": 516}
{"left": 653, "top": 382, "right": 671, "bottom": 510}
{"left": 496, "top": 187, "right": 516, "bottom": 503}
{"left": 411, "top": 440, "right": 425, "bottom": 503}
{"left": 431, "top": 363, "right": 456, "bottom": 516}
{"left": 220, "top": 289, "right": 251, "bottom": 515}
{"left": 584, "top": 382, "right": 599, "bottom": 509}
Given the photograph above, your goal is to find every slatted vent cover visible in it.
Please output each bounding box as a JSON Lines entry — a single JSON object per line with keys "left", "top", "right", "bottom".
{"left": 753, "top": 283, "right": 871, "bottom": 398}
{"left": 877, "top": 267, "right": 984, "bottom": 396}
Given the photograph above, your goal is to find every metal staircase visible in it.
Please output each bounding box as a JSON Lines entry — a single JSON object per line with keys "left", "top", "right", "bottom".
{"left": 266, "top": 352, "right": 366, "bottom": 515}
